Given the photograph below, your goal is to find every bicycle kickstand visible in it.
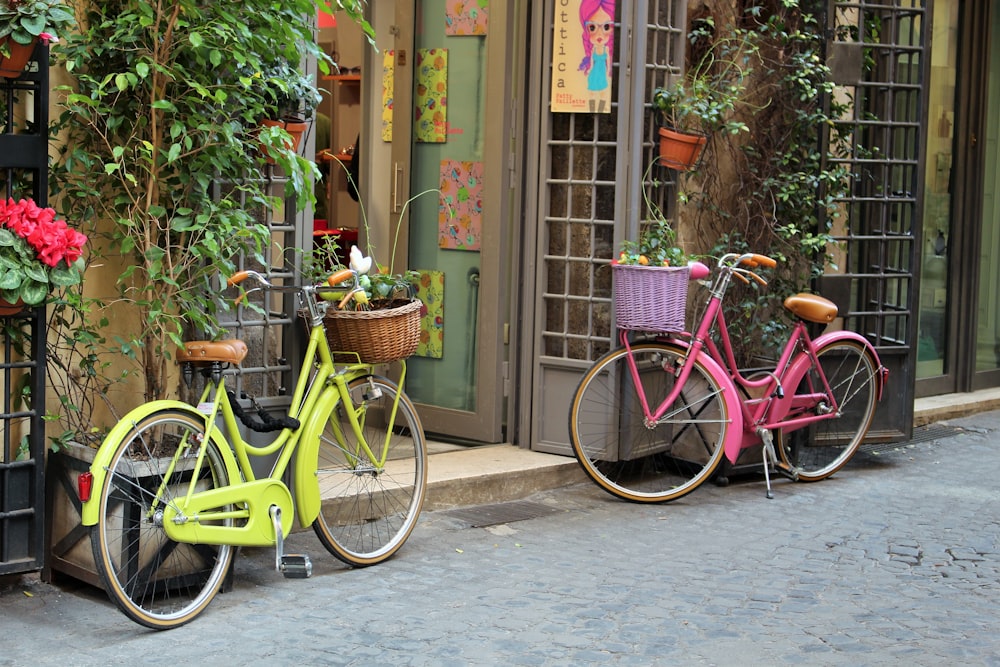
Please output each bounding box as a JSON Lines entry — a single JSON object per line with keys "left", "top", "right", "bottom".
{"left": 269, "top": 505, "right": 313, "bottom": 579}
{"left": 757, "top": 428, "right": 779, "bottom": 499}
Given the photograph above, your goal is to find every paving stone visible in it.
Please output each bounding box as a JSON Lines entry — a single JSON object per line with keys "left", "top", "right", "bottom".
{"left": 5, "top": 412, "right": 1000, "bottom": 664}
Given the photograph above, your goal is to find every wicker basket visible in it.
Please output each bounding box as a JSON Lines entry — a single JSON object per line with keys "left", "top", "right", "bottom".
{"left": 322, "top": 298, "right": 423, "bottom": 364}
{"left": 612, "top": 262, "right": 690, "bottom": 333}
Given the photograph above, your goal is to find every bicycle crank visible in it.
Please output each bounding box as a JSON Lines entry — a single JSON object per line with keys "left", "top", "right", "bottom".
{"left": 270, "top": 505, "right": 313, "bottom": 578}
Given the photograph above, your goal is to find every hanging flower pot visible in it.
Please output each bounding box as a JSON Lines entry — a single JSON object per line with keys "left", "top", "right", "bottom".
{"left": 657, "top": 126, "right": 707, "bottom": 171}
{"left": 259, "top": 116, "right": 309, "bottom": 164}
{"left": 0, "top": 36, "right": 37, "bottom": 79}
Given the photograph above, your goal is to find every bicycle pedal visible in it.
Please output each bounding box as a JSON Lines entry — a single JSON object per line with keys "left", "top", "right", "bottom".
{"left": 775, "top": 462, "right": 799, "bottom": 481}
{"left": 280, "top": 554, "right": 313, "bottom": 579}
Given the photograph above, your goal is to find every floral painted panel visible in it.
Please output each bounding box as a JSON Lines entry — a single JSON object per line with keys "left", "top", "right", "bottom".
{"left": 415, "top": 49, "right": 448, "bottom": 143}
{"left": 415, "top": 270, "right": 445, "bottom": 358}
{"left": 381, "top": 50, "right": 394, "bottom": 141}
{"left": 439, "top": 160, "right": 483, "bottom": 251}
{"left": 445, "top": 0, "right": 489, "bottom": 36}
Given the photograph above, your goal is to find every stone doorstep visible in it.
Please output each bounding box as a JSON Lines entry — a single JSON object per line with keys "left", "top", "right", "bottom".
{"left": 912, "top": 386, "right": 1000, "bottom": 427}
{"left": 422, "top": 444, "right": 586, "bottom": 512}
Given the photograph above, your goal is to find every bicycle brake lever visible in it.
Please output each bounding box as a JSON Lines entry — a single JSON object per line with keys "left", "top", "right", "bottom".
{"left": 234, "top": 286, "right": 262, "bottom": 306}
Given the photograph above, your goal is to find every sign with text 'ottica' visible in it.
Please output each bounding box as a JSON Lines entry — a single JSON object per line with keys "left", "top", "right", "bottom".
{"left": 550, "top": 0, "right": 615, "bottom": 113}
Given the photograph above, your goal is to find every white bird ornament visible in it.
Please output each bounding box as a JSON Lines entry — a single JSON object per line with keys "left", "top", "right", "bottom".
{"left": 349, "top": 245, "right": 372, "bottom": 275}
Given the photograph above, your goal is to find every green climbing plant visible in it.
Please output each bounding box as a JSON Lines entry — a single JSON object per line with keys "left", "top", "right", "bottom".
{"left": 681, "top": 0, "right": 853, "bottom": 365}
{"left": 48, "top": 0, "right": 372, "bottom": 427}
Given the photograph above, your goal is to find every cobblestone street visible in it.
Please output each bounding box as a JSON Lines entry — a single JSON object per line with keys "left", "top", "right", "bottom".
{"left": 2, "top": 412, "right": 1000, "bottom": 666}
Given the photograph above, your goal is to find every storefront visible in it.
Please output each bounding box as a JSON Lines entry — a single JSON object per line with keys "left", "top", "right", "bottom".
{"left": 322, "top": 0, "right": 1000, "bottom": 453}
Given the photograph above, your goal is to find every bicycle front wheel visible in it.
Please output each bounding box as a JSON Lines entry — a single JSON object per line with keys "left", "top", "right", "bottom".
{"left": 91, "top": 409, "right": 234, "bottom": 630}
{"left": 778, "top": 339, "right": 879, "bottom": 481}
{"left": 312, "top": 375, "right": 427, "bottom": 566}
{"left": 569, "top": 342, "right": 730, "bottom": 503}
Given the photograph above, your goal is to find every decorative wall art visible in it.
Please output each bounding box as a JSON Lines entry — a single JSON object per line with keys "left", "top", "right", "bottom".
{"left": 415, "top": 48, "right": 448, "bottom": 143}
{"left": 415, "top": 270, "right": 445, "bottom": 358}
{"left": 445, "top": 0, "right": 489, "bottom": 36}
{"left": 439, "top": 159, "right": 484, "bottom": 251}
{"left": 381, "top": 50, "right": 394, "bottom": 141}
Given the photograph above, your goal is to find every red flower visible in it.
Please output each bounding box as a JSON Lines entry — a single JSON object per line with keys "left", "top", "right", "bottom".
{"left": 0, "top": 198, "right": 88, "bottom": 268}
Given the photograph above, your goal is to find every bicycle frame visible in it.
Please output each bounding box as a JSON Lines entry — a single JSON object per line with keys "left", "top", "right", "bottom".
{"left": 80, "top": 284, "right": 410, "bottom": 547}
{"left": 621, "top": 254, "right": 884, "bottom": 466}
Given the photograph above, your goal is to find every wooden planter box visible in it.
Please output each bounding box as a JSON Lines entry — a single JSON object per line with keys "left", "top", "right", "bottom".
{"left": 44, "top": 441, "right": 231, "bottom": 591}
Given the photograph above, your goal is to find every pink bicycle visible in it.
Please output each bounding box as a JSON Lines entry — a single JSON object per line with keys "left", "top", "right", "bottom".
{"left": 569, "top": 252, "right": 888, "bottom": 502}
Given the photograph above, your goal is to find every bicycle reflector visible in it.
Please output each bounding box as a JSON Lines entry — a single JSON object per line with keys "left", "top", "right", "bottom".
{"left": 78, "top": 471, "right": 93, "bottom": 502}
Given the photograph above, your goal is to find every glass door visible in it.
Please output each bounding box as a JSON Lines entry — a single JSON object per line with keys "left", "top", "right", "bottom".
{"left": 973, "top": 5, "right": 1000, "bottom": 387}
{"left": 914, "top": 0, "right": 957, "bottom": 387}
{"left": 386, "top": 1, "right": 511, "bottom": 442}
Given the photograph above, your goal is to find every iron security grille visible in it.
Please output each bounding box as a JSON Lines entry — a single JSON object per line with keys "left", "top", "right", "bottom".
{"left": 827, "top": 0, "right": 927, "bottom": 438}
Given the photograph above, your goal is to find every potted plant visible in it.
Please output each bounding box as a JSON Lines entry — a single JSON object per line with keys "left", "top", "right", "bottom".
{"left": 651, "top": 26, "right": 755, "bottom": 170}
{"left": 257, "top": 63, "right": 324, "bottom": 160}
{"left": 0, "top": 0, "right": 74, "bottom": 78}
{"left": 0, "top": 197, "right": 87, "bottom": 313}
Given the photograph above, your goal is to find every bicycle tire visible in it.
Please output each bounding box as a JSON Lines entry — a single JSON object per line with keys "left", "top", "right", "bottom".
{"left": 90, "top": 409, "right": 234, "bottom": 630}
{"left": 569, "top": 342, "right": 730, "bottom": 503}
{"left": 777, "top": 339, "right": 879, "bottom": 481}
{"left": 312, "top": 375, "right": 427, "bottom": 566}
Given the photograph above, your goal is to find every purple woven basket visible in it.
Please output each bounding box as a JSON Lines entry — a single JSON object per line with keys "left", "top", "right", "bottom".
{"left": 612, "top": 262, "right": 690, "bottom": 332}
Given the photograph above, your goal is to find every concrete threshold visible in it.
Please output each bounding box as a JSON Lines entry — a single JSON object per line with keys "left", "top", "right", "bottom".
{"left": 424, "top": 443, "right": 586, "bottom": 512}
{"left": 913, "top": 386, "right": 1000, "bottom": 426}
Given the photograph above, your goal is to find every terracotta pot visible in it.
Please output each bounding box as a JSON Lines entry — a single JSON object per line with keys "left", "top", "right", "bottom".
{"left": 0, "top": 297, "right": 26, "bottom": 316}
{"left": 657, "top": 126, "right": 708, "bottom": 171}
{"left": 0, "top": 37, "right": 38, "bottom": 79}
{"left": 260, "top": 117, "right": 308, "bottom": 163}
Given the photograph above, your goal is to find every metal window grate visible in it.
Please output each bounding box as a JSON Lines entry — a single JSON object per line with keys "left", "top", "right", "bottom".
{"left": 539, "top": 0, "right": 686, "bottom": 365}
{"left": 213, "top": 170, "right": 308, "bottom": 408}
{"left": 829, "top": 1, "right": 926, "bottom": 352}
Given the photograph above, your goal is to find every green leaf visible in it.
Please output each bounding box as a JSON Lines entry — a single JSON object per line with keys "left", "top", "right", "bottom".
{"left": 0, "top": 270, "right": 22, "bottom": 290}
{"left": 21, "top": 281, "right": 48, "bottom": 306}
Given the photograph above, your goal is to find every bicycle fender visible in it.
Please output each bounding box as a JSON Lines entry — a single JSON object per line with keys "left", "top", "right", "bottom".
{"left": 653, "top": 341, "right": 745, "bottom": 464}
{"left": 770, "top": 331, "right": 886, "bottom": 422}
{"left": 292, "top": 385, "right": 341, "bottom": 527}
{"left": 80, "top": 401, "right": 239, "bottom": 527}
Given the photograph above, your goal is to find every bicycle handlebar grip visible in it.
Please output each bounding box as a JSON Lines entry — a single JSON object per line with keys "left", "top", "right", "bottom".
{"left": 227, "top": 270, "right": 251, "bottom": 287}
{"left": 753, "top": 254, "right": 777, "bottom": 268}
{"left": 327, "top": 268, "right": 356, "bottom": 288}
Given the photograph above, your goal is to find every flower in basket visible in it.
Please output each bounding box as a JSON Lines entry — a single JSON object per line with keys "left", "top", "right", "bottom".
{"left": 617, "top": 219, "right": 689, "bottom": 267}
{"left": 339, "top": 245, "right": 418, "bottom": 311}
{"left": 0, "top": 197, "right": 87, "bottom": 305}
{"left": 0, "top": 0, "right": 76, "bottom": 58}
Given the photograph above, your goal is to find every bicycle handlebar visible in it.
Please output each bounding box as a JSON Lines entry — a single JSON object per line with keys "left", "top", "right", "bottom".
{"left": 227, "top": 269, "right": 361, "bottom": 307}
{"left": 738, "top": 253, "right": 777, "bottom": 269}
{"left": 715, "top": 252, "right": 777, "bottom": 289}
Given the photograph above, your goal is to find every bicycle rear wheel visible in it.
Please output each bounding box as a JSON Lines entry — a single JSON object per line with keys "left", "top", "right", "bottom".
{"left": 91, "top": 409, "right": 234, "bottom": 630}
{"left": 778, "top": 339, "right": 879, "bottom": 481}
{"left": 569, "top": 342, "right": 730, "bottom": 503}
{"left": 312, "top": 375, "right": 427, "bottom": 566}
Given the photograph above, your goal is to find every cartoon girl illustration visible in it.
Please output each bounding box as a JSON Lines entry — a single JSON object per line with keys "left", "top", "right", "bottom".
{"left": 578, "top": 0, "right": 615, "bottom": 113}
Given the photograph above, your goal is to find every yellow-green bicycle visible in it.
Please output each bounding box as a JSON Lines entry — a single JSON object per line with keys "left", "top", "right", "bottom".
{"left": 77, "top": 269, "right": 427, "bottom": 629}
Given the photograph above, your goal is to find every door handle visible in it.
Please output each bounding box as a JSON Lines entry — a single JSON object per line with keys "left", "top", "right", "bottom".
{"left": 392, "top": 162, "right": 405, "bottom": 213}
